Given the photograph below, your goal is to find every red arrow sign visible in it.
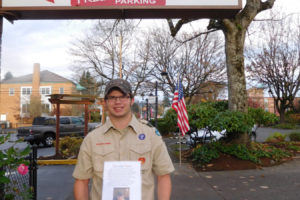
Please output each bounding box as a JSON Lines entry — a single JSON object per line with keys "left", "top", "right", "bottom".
{"left": 46, "top": 0, "right": 55, "bottom": 3}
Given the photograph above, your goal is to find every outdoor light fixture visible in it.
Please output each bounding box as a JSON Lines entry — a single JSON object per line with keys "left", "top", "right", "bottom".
{"left": 161, "top": 71, "right": 168, "bottom": 79}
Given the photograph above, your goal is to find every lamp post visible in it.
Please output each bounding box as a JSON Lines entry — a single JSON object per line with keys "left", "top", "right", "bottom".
{"left": 268, "top": 89, "right": 275, "bottom": 114}
{"left": 146, "top": 98, "right": 149, "bottom": 121}
{"left": 155, "top": 81, "right": 158, "bottom": 130}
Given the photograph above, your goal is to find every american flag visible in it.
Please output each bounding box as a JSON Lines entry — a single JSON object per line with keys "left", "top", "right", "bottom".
{"left": 172, "top": 80, "right": 190, "bottom": 136}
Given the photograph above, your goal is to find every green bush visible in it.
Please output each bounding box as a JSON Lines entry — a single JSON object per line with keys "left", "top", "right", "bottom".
{"left": 289, "top": 132, "right": 300, "bottom": 141}
{"left": 219, "top": 143, "right": 258, "bottom": 163}
{"left": 285, "top": 112, "right": 299, "bottom": 125}
{"left": 248, "top": 107, "right": 278, "bottom": 126}
{"left": 90, "top": 112, "right": 101, "bottom": 122}
{"left": 157, "top": 119, "right": 171, "bottom": 136}
{"left": 191, "top": 143, "right": 219, "bottom": 165}
{"left": 0, "top": 134, "right": 32, "bottom": 199}
{"left": 210, "top": 110, "right": 255, "bottom": 140}
{"left": 191, "top": 141, "right": 292, "bottom": 166}
{"left": 187, "top": 103, "right": 218, "bottom": 129}
{"left": 286, "top": 144, "right": 300, "bottom": 151}
{"left": 266, "top": 132, "right": 287, "bottom": 143}
{"left": 273, "top": 123, "right": 297, "bottom": 129}
{"left": 56, "top": 136, "right": 83, "bottom": 158}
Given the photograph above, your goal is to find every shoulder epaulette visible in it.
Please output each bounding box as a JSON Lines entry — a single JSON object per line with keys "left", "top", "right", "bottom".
{"left": 139, "top": 119, "right": 154, "bottom": 128}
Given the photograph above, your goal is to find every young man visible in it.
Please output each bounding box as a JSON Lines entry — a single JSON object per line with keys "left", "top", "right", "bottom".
{"left": 73, "top": 79, "right": 174, "bottom": 200}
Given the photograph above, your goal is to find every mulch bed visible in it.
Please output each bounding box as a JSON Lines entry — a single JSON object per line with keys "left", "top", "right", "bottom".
{"left": 179, "top": 142, "right": 300, "bottom": 172}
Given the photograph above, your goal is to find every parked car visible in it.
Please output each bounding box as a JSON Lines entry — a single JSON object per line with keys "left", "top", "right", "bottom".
{"left": 17, "top": 116, "right": 100, "bottom": 146}
{"left": 185, "top": 125, "right": 258, "bottom": 148}
{"left": 185, "top": 128, "right": 226, "bottom": 148}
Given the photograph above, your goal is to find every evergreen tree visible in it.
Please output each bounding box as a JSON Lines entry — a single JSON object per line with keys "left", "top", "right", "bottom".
{"left": 3, "top": 72, "right": 13, "bottom": 81}
{"left": 79, "top": 71, "right": 100, "bottom": 96}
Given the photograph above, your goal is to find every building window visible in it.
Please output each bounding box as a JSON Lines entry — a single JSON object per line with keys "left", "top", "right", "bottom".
{"left": 22, "top": 104, "right": 30, "bottom": 114}
{"left": 42, "top": 104, "right": 50, "bottom": 113}
{"left": 59, "top": 88, "right": 64, "bottom": 94}
{"left": 264, "top": 98, "right": 269, "bottom": 111}
{"left": 40, "top": 87, "right": 51, "bottom": 95}
{"left": 9, "top": 88, "right": 15, "bottom": 96}
{"left": 22, "top": 88, "right": 31, "bottom": 95}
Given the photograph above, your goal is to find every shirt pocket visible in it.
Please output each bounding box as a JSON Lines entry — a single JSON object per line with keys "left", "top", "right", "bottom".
{"left": 92, "top": 145, "right": 115, "bottom": 173}
{"left": 130, "top": 143, "right": 152, "bottom": 172}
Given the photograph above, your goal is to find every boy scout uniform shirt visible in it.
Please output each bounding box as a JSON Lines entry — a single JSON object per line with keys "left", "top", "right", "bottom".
{"left": 73, "top": 115, "right": 175, "bottom": 200}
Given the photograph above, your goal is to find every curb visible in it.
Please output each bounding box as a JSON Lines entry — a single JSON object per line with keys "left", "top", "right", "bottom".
{"left": 37, "top": 159, "right": 77, "bottom": 165}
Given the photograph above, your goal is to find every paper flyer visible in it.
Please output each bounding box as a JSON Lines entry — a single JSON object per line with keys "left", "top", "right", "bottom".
{"left": 102, "top": 161, "right": 141, "bottom": 200}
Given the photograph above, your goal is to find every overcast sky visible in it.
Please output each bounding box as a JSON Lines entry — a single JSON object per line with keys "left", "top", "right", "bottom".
{"left": 1, "top": 0, "right": 299, "bottom": 81}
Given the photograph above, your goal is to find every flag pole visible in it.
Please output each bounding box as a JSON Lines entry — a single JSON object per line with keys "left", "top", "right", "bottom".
{"left": 177, "top": 76, "right": 182, "bottom": 167}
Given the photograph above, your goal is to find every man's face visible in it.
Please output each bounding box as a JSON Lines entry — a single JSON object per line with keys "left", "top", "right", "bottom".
{"left": 105, "top": 90, "right": 134, "bottom": 119}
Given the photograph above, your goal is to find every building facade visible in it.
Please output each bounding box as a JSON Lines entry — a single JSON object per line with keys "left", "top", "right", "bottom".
{"left": 0, "top": 63, "right": 77, "bottom": 128}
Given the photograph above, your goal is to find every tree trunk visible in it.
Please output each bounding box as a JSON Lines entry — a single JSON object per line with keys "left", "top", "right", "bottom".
{"left": 279, "top": 109, "right": 285, "bottom": 123}
{"left": 231, "top": 133, "right": 251, "bottom": 147}
{"left": 223, "top": 26, "right": 248, "bottom": 113}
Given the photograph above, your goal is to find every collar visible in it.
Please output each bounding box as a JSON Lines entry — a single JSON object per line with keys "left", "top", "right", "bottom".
{"left": 102, "top": 115, "right": 141, "bottom": 134}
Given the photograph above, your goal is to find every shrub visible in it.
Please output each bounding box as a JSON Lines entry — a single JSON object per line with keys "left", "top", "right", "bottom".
{"left": 161, "top": 109, "right": 178, "bottom": 134}
{"left": 266, "top": 132, "right": 287, "bottom": 143}
{"left": 273, "top": 123, "right": 297, "bottom": 129}
{"left": 187, "top": 103, "right": 218, "bottom": 129}
{"left": 191, "top": 141, "right": 292, "bottom": 166}
{"left": 0, "top": 134, "right": 32, "bottom": 199}
{"left": 191, "top": 143, "right": 219, "bottom": 165}
{"left": 210, "top": 110, "right": 255, "bottom": 140}
{"left": 219, "top": 143, "right": 258, "bottom": 163}
{"left": 90, "top": 112, "right": 101, "bottom": 122}
{"left": 156, "top": 118, "right": 171, "bottom": 136}
{"left": 56, "top": 136, "right": 83, "bottom": 158}
{"left": 289, "top": 132, "right": 300, "bottom": 141}
{"left": 285, "top": 112, "right": 299, "bottom": 125}
{"left": 248, "top": 107, "right": 278, "bottom": 127}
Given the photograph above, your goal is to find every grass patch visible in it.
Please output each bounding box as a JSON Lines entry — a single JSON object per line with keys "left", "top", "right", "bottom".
{"left": 273, "top": 123, "right": 298, "bottom": 129}
{"left": 289, "top": 132, "right": 300, "bottom": 141}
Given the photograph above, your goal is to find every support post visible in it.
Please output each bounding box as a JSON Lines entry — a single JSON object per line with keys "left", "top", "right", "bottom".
{"left": 0, "top": 17, "right": 3, "bottom": 119}
{"left": 29, "top": 144, "right": 38, "bottom": 200}
{"left": 55, "top": 103, "right": 60, "bottom": 156}
{"left": 84, "top": 104, "right": 88, "bottom": 136}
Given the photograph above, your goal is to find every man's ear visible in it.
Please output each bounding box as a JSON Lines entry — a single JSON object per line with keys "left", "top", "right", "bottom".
{"left": 131, "top": 97, "right": 135, "bottom": 106}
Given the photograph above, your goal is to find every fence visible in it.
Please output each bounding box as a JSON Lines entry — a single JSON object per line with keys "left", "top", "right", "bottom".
{"left": 0, "top": 145, "right": 37, "bottom": 200}
{"left": 1, "top": 165, "right": 30, "bottom": 200}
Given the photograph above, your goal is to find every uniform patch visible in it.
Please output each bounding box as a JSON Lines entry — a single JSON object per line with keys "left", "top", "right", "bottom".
{"left": 155, "top": 129, "right": 161, "bottom": 136}
{"left": 96, "top": 142, "right": 111, "bottom": 145}
{"left": 138, "top": 157, "right": 145, "bottom": 164}
{"left": 138, "top": 133, "right": 146, "bottom": 140}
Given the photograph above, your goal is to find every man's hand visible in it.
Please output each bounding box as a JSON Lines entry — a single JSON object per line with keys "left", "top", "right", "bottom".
{"left": 74, "top": 179, "right": 89, "bottom": 200}
{"left": 157, "top": 174, "right": 172, "bottom": 200}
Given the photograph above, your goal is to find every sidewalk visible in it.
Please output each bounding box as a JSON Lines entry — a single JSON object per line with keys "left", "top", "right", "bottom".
{"left": 37, "top": 156, "right": 300, "bottom": 200}
{"left": 171, "top": 157, "right": 300, "bottom": 200}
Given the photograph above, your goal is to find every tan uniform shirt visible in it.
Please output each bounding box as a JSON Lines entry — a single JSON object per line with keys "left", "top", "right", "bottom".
{"left": 73, "top": 115, "right": 175, "bottom": 200}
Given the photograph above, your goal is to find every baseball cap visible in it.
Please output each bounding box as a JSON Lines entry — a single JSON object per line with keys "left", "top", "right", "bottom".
{"left": 104, "top": 79, "right": 132, "bottom": 97}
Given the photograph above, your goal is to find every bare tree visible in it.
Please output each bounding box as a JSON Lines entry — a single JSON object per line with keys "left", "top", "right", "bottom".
{"left": 167, "top": 0, "right": 276, "bottom": 112}
{"left": 167, "top": 0, "right": 276, "bottom": 145}
{"left": 142, "top": 27, "right": 226, "bottom": 104}
{"left": 70, "top": 19, "right": 152, "bottom": 96}
{"left": 247, "top": 13, "right": 300, "bottom": 123}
